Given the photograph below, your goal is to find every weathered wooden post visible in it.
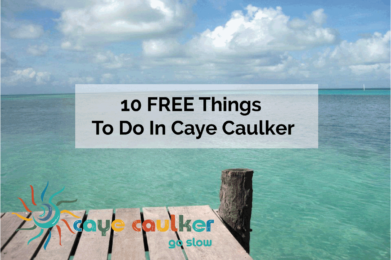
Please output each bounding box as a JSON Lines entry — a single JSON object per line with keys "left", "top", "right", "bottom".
{"left": 218, "top": 168, "right": 253, "bottom": 253}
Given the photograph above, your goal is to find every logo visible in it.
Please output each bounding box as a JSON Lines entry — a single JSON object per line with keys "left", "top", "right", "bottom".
{"left": 13, "top": 182, "right": 214, "bottom": 250}
{"left": 12, "top": 182, "right": 79, "bottom": 250}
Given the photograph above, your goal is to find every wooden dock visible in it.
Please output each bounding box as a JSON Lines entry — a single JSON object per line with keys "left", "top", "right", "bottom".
{"left": 1, "top": 205, "right": 252, "bottom": 260}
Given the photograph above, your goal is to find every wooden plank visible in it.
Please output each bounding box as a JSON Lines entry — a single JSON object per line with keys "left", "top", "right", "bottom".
{"left": 73, "top": 209, "right": 112, "bottom": 260}
{"left": 1, "top": 212, "right": 49, "bottom": 260}
{"left": 143, "top": 207, "right": 185, "bottom": 260}
{"left": 1, "top": 212, "right": 30, "bottom": 249}
{"left": 111, "top": 208, "right": 145, "bottom": 260}
{"left": 168, "top": 205, "right": 253, "bottom": 260}
{"left": 35, "top": 210, "right": 86, "bottom": 260}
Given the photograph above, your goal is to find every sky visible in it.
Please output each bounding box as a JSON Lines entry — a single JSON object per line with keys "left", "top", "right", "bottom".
{"left": 1, "top": 0, "right": 390, "bottom": 94}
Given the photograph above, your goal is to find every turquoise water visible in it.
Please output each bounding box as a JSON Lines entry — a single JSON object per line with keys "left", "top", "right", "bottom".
{"left": 1, "top": 90, "right": 390, "bottom": 259}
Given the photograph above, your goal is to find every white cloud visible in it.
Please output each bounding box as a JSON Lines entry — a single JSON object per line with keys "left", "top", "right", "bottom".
{"left": 34, "top": 0, "right": 96, "bottom": 11}
{"left": 68, "top": 76, "right": 95, "bottom": 85}
{"left": 35, "top": 71, "right": 51, "bottom": 84}
{"left": 305, "top": 30, "right": 390, "bottom": 81}
{"left": 139, "top": 6, "right": 342, "bottom": 83}
{"left": 140, "top": 28, "right": 389, "bottom": 86}
{"left": 61, "top": 41, "right": 84, "bottom": 51}
{"left": 27, "top": 44, "right": 49, "bottom": 56}
{"left": 100, "top": 73, "right": 114, "bottom": 83}
{"left": 2, "top": 68, "right": 51, "bottom": 85}
{"left": 181, "top": 6, "right": 338, "bottom": 57}
{"left": 348, "top": 63, "right": 390, "bottom": 75}
{"left": 2, "top": 4, "right": 389, "bottom": 91}
{"left": 0, "top": 18, "right": 44, "bottom": 39}
{"left": 143, "top": 38, "right": 183, "bottom": 57}
{"left": 138, "top": 5, "right": 389, "bottom": 86}
{"left": 9, "top": 24, "right": 44, "bottom": 39}
{"left": 92, "top": 51, "right": 132, "bottom": 69}
{"left": 142, "top": 6, "right": 339, "bottom": 64}
{"left": 308, "top": 8, "right": 327, "bottom": 25}
{"left": 329, "top": 31, "right": 390, "bottom": 65}
{"left": 49, "top": 0, "right": 194, "bottom": 49}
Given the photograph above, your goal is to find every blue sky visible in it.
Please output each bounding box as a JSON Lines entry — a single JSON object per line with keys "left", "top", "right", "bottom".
{"left": 1, "top": 0, "right": 390, "bottom": 94}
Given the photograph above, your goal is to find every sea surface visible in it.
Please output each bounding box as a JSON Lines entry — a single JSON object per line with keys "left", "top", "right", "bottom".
{"left": 1, "top": 89, "right": 390, "bottom": 259}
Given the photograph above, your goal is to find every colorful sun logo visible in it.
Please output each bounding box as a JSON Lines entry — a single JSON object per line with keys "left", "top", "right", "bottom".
{"left": 12, "top": 182, "right": 80, "bottom": 250}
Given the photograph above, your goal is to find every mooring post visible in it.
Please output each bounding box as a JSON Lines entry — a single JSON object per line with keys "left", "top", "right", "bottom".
{"left": 218, "top": 168, "right": 253, "bottom": 253}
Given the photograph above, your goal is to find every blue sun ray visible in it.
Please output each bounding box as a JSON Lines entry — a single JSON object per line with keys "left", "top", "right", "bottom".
{"left": 41, "top": 182, "right": 49, "bottom": 202}
{"left": 43, "top": 230, "right": 51, "bottom": 250}
{"left": 27, "top": 228, "right": 44, "bottom": 245}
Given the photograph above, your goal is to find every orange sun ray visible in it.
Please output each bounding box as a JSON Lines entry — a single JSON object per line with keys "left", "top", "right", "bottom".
{"left": 61, "top": 219, "right": 75, "bottom": 234}
{"left": 30, "top": 185, "right": 37, "bottom": 206}
{"left": 56, "top": 225, "right": 62, "bottom": 246}
{"left": 18, "top": 197, "right": 32, "bottom": 212}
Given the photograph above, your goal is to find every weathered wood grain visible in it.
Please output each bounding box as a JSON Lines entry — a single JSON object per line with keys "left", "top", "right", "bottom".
{"left": 1, "top": 205, "right": 251, "bottom": 260}
{"left": 111, "top": 208, "right": 145, "bottom": 260}
{"left": 168, "top": 205, "right": 252, "bottom": 260}
{"left": 73, "top": 209, "right": 112, "bottom": 260}
{"left": 35, "top": 210, "right": 85, "bottom": 260}
{"left": 1, "top": 212, "right": 49, "bottom": 260}
{"left": 1, "top": 212, "right": 30, "bottom": 249}
{"left": 143, "top": 207, "right": 185, "bottom": 260}
{"left": 219, "top": 168, "right": 253, "bottom": 253}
